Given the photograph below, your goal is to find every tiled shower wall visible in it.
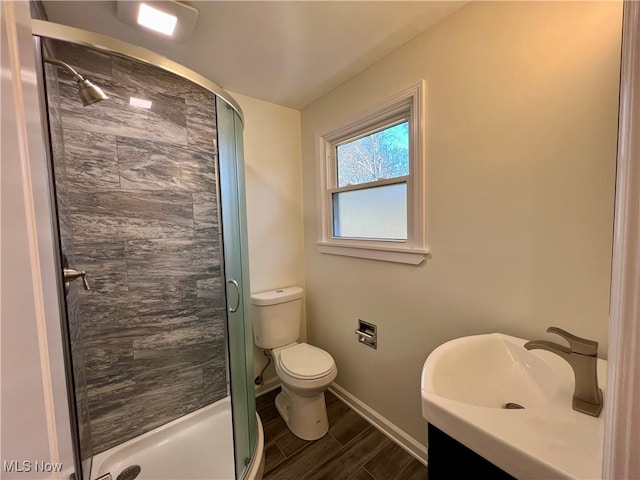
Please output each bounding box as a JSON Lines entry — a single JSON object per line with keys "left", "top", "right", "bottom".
{"left": 45, "top": 40, "right": 228, "bottom": 454}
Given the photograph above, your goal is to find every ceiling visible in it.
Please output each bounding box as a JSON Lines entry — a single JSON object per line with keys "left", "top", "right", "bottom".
{"left": 42, "top": 1, "right": 465, "bottom": 109}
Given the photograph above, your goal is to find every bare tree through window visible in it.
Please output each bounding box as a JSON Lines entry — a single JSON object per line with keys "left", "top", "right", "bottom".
{"left": 336, "top": 121, "right": 409, "bottom": 187}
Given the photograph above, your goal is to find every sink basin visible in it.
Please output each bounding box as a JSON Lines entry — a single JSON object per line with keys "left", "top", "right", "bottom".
{"left": 423, "top": 333, "right": 560, "bottom": 408}
{"left": 421, "top": 333, "right": 607, "bottom": 479}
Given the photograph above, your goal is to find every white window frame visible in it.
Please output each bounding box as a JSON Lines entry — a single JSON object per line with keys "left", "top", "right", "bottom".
{"left": 316, "top": 81, "right": 428, "bottom": 265}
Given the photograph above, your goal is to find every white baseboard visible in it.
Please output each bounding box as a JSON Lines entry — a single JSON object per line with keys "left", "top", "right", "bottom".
{"left": 329, "top": 383, "right": 428, "bottom": 465}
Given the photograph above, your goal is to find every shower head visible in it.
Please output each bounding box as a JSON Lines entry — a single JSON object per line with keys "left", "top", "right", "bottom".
{"left": 44, "top": 57, "right": 109, "bottom": 106}
{"left": 76, "top": 78, "right": 109, "bottom": 106}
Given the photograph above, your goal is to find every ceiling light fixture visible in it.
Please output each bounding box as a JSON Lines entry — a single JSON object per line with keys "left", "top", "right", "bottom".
{"left": 137, "top": 3, "right": 177, "bottom": 36}
{"left": 116, "top": 1, "right": 199, "bottom": 43}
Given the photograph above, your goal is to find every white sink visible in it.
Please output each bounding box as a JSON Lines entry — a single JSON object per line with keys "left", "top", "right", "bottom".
{"left": 424, "top": 333, "right": 561, "bottom": 409}
{"left": 421, "top": 333, "right": 607, "bottom": 479}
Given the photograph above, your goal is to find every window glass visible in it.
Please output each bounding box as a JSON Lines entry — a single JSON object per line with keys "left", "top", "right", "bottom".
{"left": 316, "top": 82, "right": 427, "bottom": 264}
{"left": 336, "top": 121, "right": 409, "bottom": 187}
{"left": 332, "top": 183, "right": 407, "bottom": 240}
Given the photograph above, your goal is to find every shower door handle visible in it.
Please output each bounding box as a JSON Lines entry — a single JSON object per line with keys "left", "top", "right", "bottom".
{"left": 228, "top": 279, "right": 240, "bottom": 313}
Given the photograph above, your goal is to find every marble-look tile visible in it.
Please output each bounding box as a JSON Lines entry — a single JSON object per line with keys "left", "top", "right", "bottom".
{"left": 203, "top": 356, "right": 228, "bottom": 401}
{"left": 53, "top": 40, "right": 113, "bottom": 81}
{"left": 132, "top": 364, "right": 206, "bottom": 435}
{"left": 58, "top": 77, "right": 189, "bottom": 146}
{"left": 129, "top": 302, "right": 201, "bottom": 325}
{"left": 125, "top": 239, "right": 199, "bottom": 282}
{"left": 78, "top": 290, "right": 200, "bottom": 339}
{"left": 173, "top": 149, "right": 217, "bottom": 192}
{"left": 185, "top": 90, "right": 217, "bottom": 152}
{"left": 111, "top": 53, "right": 220, "bottom": 150}
{"left": 87, "top": 360, "right": 208, "bottom": 454}
{"left": 126, "top": 238, "right": 221, "bottom": 280}
{"left": 85, "top": 368, "right": 136, "bottom": 406}
{"left": 197, "top": 279, "right": 227, "bottom": 326}
{"left": 69, "top": 189, "right": 194, "bottom": 241}
{"left": 63, "top": 129, "right": 120, "bottom": 189}
{"left": 111, "top": 55, "right": 200, "bottom": 100}
{"left": 69, "top": 212, "right": 194, "bottom": 242}
{"left": 126, "top": 91, "right": 188, "bottom": 129}
{"left": 82, "top": 337, "right": 135, "bottom": 449}
{"left": 128, "top": 288, "right": 201, "bottom": 324}
{"left": 73, "top": 241, "right": 128, "bottom": 295}
{"left": 133, "top": 339, "right": 218, "bottom": 372}
{"left": 82, "top": 336, "right": 133, "bottom": 382}
{"left": 77, "top": 291, "right": 135, "bottom": 338}
{"left": 117, "top": 137, "right": 216, "bottom": 191}
{"left": 192, "top": 238, "right": 222, "bottom": 276}
{"left": 197, "top": 277, "right": 225, "bottom": 304}
{"left": 132, "top": 320, "right": 220, "bottom": 353}
{"left": 193, "top": 191, "right": 219, "bottom": 234}
{"left": 89, "top": 396, "right": 144, "bottom": 454}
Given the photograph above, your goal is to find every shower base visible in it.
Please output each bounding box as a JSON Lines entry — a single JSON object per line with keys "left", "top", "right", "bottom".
{"left": 91, "top": 396, "right": 264, "bottom": 480}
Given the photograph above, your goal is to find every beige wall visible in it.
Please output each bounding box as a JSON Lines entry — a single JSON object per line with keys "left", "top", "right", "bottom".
{"left": 229, "top": 91, "right": 305, "bottom": 386}
{"left": 300, "top": 1, "right": 622, "bottom": 447}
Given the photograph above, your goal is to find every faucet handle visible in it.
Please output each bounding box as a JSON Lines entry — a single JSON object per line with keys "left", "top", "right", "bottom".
{"left": 547, "top": 327, "right": 598, "bottom": 355}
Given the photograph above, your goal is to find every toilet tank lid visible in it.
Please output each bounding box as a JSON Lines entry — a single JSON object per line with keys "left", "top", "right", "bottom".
{"left": 251, "top": 286, "right": 303, "bottom": 306}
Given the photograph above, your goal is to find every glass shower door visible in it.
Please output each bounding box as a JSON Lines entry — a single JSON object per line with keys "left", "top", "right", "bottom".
{"left": 217, "top": 102, "right": 258, "bottom": 479}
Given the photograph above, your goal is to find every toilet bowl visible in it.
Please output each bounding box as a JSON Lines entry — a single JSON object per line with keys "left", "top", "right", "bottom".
{"left": 272, "top": 342, "right": 337, "bottom": 440}
{"left": 250, "top": 287, "right": 337, "bottom": 441}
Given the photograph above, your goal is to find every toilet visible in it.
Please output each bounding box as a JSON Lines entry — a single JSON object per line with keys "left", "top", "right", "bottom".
{"left": 251, "top": 286, "right": 337, "bottom": 441}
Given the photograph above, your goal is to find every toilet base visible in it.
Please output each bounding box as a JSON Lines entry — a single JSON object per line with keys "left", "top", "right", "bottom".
{"left": 275, "top": 386, "right": 329, "bottom": 441}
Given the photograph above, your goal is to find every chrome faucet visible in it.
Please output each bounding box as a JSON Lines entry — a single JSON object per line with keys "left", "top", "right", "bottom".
{"left": 525, "top": 327, "right": 603, "bottom": 417}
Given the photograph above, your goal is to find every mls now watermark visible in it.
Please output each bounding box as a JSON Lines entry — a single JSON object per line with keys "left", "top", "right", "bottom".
{"left": 3, "top": 460, "right": 64, "bottom": 473}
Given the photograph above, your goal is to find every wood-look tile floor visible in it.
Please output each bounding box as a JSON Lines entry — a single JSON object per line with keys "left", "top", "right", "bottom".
{"left": 256, "top": 388, "right": 428, "bottom": 480}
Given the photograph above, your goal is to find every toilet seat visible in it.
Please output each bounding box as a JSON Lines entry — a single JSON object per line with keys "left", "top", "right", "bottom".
{"left": 278, "top": 343, "right": 335, "bottom": 380}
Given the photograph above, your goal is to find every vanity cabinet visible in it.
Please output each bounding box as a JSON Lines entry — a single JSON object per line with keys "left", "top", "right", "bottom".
{"left": 427, "top": 424, "right": 515, "bottom": 480}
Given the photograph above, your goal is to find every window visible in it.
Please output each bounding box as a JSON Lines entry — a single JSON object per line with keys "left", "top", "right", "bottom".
{"left": 316, "top": 82, "right": 428, "bottom": 265}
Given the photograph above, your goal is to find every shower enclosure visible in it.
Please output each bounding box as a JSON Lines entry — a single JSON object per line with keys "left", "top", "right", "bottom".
{"left": 31, "top": 20, "right": 262, "bottom": 480}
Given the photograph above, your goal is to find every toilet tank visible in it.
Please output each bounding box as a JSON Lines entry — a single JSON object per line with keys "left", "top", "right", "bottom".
{"left": 250, "top": 286, "right": 303, "bottom": 349}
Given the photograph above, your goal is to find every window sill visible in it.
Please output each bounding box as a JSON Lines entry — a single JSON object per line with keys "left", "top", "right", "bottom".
{"left": 317, "top": 241, "right": 429, "bottom": 265}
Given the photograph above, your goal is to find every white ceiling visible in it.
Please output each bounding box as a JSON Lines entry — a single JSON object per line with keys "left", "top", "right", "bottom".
{"left": 42, "top": 1, "right": 465, "bottom": 109}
